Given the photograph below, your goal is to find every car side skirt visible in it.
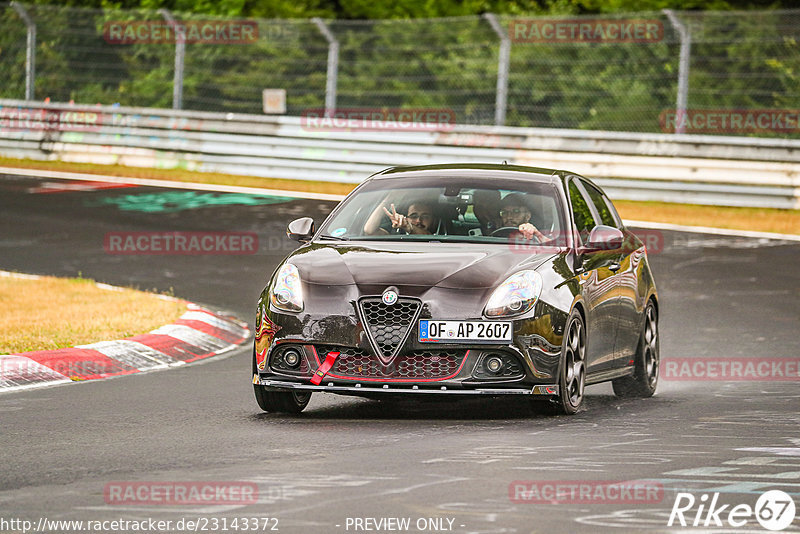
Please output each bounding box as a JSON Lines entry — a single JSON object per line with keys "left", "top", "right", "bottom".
{"left": 585, "top": 366, "right": 634, "bottom": 385}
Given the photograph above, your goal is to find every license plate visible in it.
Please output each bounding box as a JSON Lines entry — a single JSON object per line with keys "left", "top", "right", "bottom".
{"left": 419, "top": 320, "right": 512, "bottom": 343}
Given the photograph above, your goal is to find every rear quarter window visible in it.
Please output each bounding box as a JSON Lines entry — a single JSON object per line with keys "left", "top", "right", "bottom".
{"left": 583, "top": 182, "right": 619, "bottom": 228}
{"left": 568, "top": 180, "right": 597, "bottom": 244}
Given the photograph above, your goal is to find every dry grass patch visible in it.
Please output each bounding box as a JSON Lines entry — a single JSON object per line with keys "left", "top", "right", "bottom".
{"left": 0, "top": 274, "right": 187, "bottom": 354}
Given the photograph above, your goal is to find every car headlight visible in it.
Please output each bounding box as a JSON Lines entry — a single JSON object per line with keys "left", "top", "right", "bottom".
{"left": 484, "top": 270, "right": 543, "bottom": 318}
{"left": 270, "top": 263, "right": 303, "bottom": 312}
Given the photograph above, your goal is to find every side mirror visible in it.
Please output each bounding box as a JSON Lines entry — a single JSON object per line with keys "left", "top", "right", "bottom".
{"left": 287, "top": 217, "right": 315, "bottom": 243}
{"left": 585, "top": 225, "right": 624, "bottom": 251}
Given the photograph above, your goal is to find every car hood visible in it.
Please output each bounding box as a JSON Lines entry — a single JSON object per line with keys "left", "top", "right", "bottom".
{"left": 287, "top": 241, "right": 556, "bottom": 290}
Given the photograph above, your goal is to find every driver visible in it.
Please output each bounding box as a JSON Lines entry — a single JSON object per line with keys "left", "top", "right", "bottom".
{"left": 499, "top": 193, "right": 548, "bottom": 242}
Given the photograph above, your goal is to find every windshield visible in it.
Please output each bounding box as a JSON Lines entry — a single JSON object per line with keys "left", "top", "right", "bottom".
{"left": 318, "top": 176, "right": 567, "bottom": 245}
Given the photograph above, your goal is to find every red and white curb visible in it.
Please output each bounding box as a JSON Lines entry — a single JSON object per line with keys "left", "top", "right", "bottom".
{"left": 0, "top": 279, "right": 249, "bottom": 392}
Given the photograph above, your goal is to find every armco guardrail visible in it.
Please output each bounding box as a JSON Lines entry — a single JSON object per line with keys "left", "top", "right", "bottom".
{"left": 0, "top": 99, "right": 798, "bottom": 209}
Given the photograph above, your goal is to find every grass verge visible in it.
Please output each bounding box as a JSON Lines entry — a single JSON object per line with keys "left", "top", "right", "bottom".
{"left": 0, "top": 273, "right": 187, "bottom": 354}
{"left": 614, "top": 200, "right": 800, "bottom": 235}
{"left": 1, "top": 156, "right": 798, "bottom": 235}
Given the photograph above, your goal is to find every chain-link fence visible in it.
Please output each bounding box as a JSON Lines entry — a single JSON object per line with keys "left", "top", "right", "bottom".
{"left": 1, "top": 3, "right": 799, "bottom": 135}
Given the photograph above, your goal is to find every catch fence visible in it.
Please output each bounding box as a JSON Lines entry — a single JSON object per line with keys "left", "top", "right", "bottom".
{"left": 2, "top": 4, "right": 800, "bottom": 134}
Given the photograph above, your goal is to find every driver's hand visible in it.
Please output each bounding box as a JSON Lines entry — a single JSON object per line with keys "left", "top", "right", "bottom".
{"left": 518, "top": 223, "right": 545, "bottom": 241}
{"left": 383, "top": 204, "right": 412, "bottom": 233}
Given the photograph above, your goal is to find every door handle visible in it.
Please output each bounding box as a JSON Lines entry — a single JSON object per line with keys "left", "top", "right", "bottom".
{"left": 609, "top": 262, "right": 621, "bottom": 272}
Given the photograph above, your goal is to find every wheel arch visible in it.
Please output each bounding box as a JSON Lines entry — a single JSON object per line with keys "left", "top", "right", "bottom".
{"left": 647, "top": 293, "right": 659, "bottom": 316}
{"left": 644, "top": 292, "right": 659, "bottom": 329}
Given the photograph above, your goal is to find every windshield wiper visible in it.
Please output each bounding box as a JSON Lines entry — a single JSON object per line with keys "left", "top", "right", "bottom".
{"left": 317, "top": 234, "right": 349, "bottom": 241}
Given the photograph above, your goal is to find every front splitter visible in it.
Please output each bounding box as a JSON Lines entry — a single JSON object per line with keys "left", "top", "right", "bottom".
{"left": 256, "top": 377, "right": 558, "bottom": 396}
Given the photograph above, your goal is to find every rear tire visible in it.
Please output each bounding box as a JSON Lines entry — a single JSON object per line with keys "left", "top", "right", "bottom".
{"left": 252, "top": 346, "right": 311, "bottom": 413}
{"left": 553, "top": 309, "right": 586, "bottom": 415}
{"left": 612, "top": 301, "right": 659, "bottom": 398}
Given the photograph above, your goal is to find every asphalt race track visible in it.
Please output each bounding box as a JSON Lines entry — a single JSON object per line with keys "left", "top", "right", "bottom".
{"left": 1, "top": 173, "right": 799, "bottom": 534}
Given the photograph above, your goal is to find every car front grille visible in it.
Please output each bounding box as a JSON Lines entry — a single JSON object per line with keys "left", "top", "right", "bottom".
{"left": 358, "top": 297, "right": 421, "bottom": 361}
{"left": 316, "top": 346, "right": 466, "bottom": 380}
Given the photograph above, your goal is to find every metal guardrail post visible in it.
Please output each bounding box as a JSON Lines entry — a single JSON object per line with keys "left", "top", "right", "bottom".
{"left": 483, "top": 13, "right": 510, "bottom": 127}
{"left": 11, "top": 2, "right": 36, "bottom": 101}
{"left": 159, "top": 9, "right": 185, "bottom": 110}
{"left": 663, "top": 9, "right": 691, "bottom": 134}
{"left": 312, "top": 18, "right": 339, "bottom": 118}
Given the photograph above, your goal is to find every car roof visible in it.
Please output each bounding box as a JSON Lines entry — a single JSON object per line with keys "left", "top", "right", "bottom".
{"left": 372, "top": 163, "right": 557, "bottom": 179}
{"left": 369, "top": 163, "right": 605, "bottom": 192}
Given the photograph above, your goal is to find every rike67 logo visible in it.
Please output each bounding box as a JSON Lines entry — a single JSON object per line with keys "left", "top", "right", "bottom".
{"left": 668, "top": 490, "right": 796, "bottom": 531}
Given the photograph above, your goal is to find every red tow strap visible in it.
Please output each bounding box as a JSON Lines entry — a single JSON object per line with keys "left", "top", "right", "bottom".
{"left": 311, "top": 351, "right": 340, "bottom": 385}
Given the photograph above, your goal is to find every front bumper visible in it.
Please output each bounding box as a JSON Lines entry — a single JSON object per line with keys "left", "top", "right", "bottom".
{"left": 254, "top": 291, "right": 568, "bottom": 395}
{"left": 259, "top": 342, "right": 559, "bottom": 390}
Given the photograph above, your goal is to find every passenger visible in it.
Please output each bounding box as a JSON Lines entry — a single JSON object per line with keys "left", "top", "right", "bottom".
{"left": 364, "top": 200, "right": 438, "bottom": 235}
{"left": 472, "top": 189, "right": 502, "bottom": 234}
{"left": 499, "top": 193, "right": 548, "bottom": 242}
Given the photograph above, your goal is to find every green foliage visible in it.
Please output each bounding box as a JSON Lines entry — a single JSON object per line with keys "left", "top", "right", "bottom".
{"left": 19, "top": 0, "right": 800, "bottom": 19}
{"left": 0, "top": 7, "right": 28, "bottom": 97}
{"left": 2, "top": 1, "right": 800, "bottom": 137}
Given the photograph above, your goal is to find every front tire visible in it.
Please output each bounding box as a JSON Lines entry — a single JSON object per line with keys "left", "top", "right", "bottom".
{"left": 253, "top": 347, "right": 311, "bottom": 413}
{"left": 553, "top": 309, "right": 586, "bottom": 415}
{"left": 254, "top": 387, "right": 311, "bottom": 414}
{"left": 612, "top": 301, "right": 659, "bottom": 398}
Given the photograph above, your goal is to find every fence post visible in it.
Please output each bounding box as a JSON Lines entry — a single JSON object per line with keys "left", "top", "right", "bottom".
{"left": 663, "top": 9, "right": 691, "bottom": 134}
{"left": 312, "top": 18, "right": 339, "bottom": 118}
{"left": 159, "top": 9, "right": 184, "bottom": 110}
{"left": 483, "top": 13, "right": 510, "bottom": 127}
{"left": 11, "top": 2, "right": 36, "bottom": 101}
